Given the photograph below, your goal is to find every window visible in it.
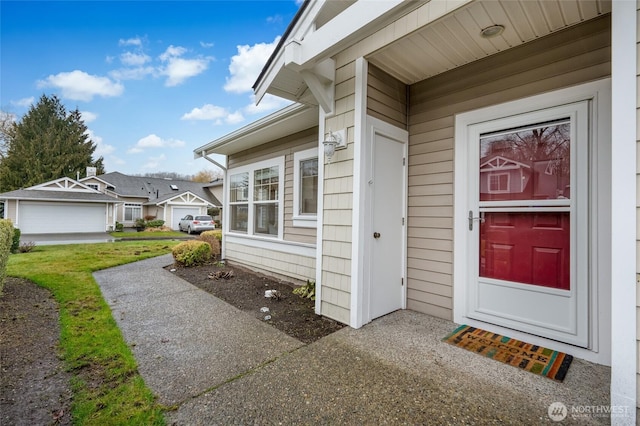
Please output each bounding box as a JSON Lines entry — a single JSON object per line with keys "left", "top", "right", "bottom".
{"left": 87, "top": 184, "right": 99, "bottom": 191}
{"left": 0, "top": 201, "right": 4, "bottom": 219}
{"left": 293, "top": 148, "right": 319, "bottom": 228}
{"left": 487, "top": 173, "right": 509, "bottom": 193}
{"left": 124, "top": 203, "right": 142, "bottom": 221}
{"left": 227, "top": 157, "right": 284, "bottom": 237}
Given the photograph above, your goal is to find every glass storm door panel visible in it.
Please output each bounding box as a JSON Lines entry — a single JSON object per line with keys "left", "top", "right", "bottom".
{"left": 467, "top": 102, "right": 589, "bottom": 348}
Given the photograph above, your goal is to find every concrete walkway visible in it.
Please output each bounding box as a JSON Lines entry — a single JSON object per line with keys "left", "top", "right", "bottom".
{"left": 94, "top": 255, "right": 614, "bottom": 425}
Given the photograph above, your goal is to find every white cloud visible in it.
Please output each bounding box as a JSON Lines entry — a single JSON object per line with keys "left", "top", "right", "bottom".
{"left": 180, "top": 104, "right": 244, "bottom": 125}
{"left": 11, "top": 97, "right": 34, "bottom": 107}
{"left": 158, "top": 45, "right": 210, "bottom": 87}
{"left": 85, "top": 129, "right": 115, "bottom": 156}
{"left": 80, "top": 111, "right": 98, "bottom": 123}
{"left": 266, "top": 15, "right": 283, "bottom": 25}
{"left": 224, "top": 37, "right": 280, "bottom": 94}
{"left": 244, "top": 94, "right": 292, "bottom": 115}
{"left": 142, "top": 153, "right": 166, "bottom": 169}
{"left": 109, "top": 66, "right": 155, "bottom": 80}
{"left": 120, "top": 51, "right": 151, "bottom": 66}
{"left": 129, "top": 134, "right": 185, "bottom": 153}
{"left": 37, "top": 70, "right": 124, "bottom": 102}
{"left": 200, "top": 41, "right": 214, "bottom": 48}
{"left": 119, "top": 37, "right": 143, "bottom": 47}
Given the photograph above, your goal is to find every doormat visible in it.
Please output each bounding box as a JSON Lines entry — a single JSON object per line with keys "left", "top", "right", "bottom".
{"left": 442, "top": 325, "right": 573, "bottom": 381}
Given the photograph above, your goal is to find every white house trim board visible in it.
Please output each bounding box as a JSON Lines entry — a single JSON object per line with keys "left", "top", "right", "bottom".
{"left": 350, "top": 57, "right": 368, "bottom": 329}
{"left": 31, "top": 177, "right": 100, "bottom": 193}
{"left": 453, "top": 79, "right": 611, "bottom": 365}
{"left": 315, "top": 108, "right": 326, "bottom": 316}
{"left": 610, "top": 0, "right": 637, "bottom": 420}
{"left": 161, "top": 192, "right": 210, "bottom": 206}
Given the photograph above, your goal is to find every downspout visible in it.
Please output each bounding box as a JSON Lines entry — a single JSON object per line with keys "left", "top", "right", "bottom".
{"left": 199, "top": 151, "right": 227, "bottom": 261}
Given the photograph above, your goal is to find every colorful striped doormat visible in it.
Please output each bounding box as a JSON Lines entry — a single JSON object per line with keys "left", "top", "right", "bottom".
{"left": 442, "top": 325, "right": 573, "bottom": 381}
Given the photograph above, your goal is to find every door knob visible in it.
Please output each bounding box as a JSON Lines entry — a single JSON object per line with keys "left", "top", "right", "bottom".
{"left": 373, "top": 232, "right": 381, "bottom": 239}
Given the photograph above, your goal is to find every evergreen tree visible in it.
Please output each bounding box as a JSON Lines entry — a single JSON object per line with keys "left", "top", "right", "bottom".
{"left": 0, "top": 94, "right": 104, "bottom": 191}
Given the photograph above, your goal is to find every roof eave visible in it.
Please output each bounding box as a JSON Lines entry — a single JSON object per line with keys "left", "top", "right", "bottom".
{"left": 194, "top": 103, "right": 318, "bottom": 158}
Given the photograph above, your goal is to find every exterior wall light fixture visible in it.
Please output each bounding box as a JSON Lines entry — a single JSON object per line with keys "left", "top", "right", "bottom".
{"left": 322, "top": 129, "right": 346, "bottom": 163}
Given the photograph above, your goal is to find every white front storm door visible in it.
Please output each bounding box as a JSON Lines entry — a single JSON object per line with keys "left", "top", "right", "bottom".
{"left": 465, "top": 101, "right": 590, "bottom": 348}
{"left": 366, "top": 117, "right": 407, "bottom": 321}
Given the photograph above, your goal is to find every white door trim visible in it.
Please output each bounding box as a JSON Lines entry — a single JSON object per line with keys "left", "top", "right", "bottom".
{"left": 453, "top": 79, "right": 611, "bottom": 365}
{"left": 354, "top": 115, "right": 408, "bottom": 327}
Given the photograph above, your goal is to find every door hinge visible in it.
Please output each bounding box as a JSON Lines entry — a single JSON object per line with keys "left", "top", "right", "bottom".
{"left": 403, "top": 157, "right": 406, "bottom": 166}
{"left": 402, "top": 217, "right": 405, "bottom": 226}
{"left": 401, "top": 277, "right": 404, "bottom": 286}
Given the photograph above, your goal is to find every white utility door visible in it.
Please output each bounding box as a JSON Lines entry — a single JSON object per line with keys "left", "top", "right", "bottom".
{"left": 367, "top": 118, "right": 407, "bottom": 321}
{"left": 465, "top": 102, "right": 590, "bottom": 347}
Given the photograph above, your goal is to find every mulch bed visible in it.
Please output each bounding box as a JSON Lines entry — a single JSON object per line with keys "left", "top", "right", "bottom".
{"left": 167, "top": 260, "right": 345, "bottom": 344}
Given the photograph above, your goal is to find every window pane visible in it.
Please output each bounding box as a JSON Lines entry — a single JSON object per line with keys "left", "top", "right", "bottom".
{"left": 254, "top": 166, "right": 278, "bottom": 201}
{"left": 254, "top": 203, "right": 278, "bottom": 235}
{"left": 300, "top": 158, "right": 318, "bottom": 214}
{"left": 230, "top": 204, "right": 248, "bottom": 232}
{"left": 480, "top": 120, "right": 570, "bottom": 201}
{"left": 230, "top": 173, "right": 248, "bottom": 202}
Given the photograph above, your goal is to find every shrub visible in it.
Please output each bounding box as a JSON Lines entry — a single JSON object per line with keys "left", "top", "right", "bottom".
{"left": 18, "top": 241, "right": 36, "bottom": 253}
{"left": 135, "top": 218, "right": 146, "bottom": 230}
{"left": 10, "top": 227, "right": 20, "bottom": 253}
{"left": 293, "top": 280, "right": 316, "bottom": 301}
{"left": 198, "top": 231, "right": 221, "bottom": 257}
{"left": 146, "top": 219, "right": 165, "bottom": 228}
{"left": 115, "top": 221, "right": 124, "bottom": 232}
{"left": 172, "top": 240, "right": 212, "bottom": 267}
{"left": 0, "top": 220, "right": 15, "bottom": 294}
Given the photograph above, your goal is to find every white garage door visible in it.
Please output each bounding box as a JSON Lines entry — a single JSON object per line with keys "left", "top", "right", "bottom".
{"left": 19, "top": 201, "right": 106, "bottom": 234}
{"left": 171, "top": 207, "right": 201, "bottom": 230}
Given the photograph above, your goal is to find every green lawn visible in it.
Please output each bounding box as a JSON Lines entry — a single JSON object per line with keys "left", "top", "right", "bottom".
{"left": 6, "top": 240, "right": 180, "bottom": 425}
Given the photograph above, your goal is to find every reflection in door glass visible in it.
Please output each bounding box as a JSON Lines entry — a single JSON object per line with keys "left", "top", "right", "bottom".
{"left": 480, "top": 120, "right": 570, "bottom": 201}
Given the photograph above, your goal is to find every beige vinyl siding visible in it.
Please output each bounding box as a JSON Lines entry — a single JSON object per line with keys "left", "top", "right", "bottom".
{"left": 320, "top": 60, "right": 357, "bottom": 324}
{"left": 228, "top": 127, "right": 318, "bottom": 245}
{"left": 226, "top": 240, "right": 315, "bottom": 284}
{"left": 405, "top": 15, "right": 611, "bottom": 320}
{"left": 636, "top": 0, "right": 640, "bottom": 408}
{"left": 367, "top": 64, "right": 407, "bottom": 129}
{"left": 6, "top": 200, "right": 17, "bottom": 223}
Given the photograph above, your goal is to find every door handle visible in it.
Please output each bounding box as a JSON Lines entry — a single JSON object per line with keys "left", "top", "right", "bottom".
{"left": 373, "top": 232, "right": 381, "bottom": 239}
{"left": 468, "top": 211, "right": 485, "bottom": 231}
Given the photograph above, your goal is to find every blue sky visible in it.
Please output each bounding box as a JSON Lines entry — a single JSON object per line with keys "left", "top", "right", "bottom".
{"left": 1, "top": 1, "right": 300, "bottom": 178}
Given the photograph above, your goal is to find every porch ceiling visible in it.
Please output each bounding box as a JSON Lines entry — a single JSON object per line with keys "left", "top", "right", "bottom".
{"left": 368, "top": 0, "right": 610, "bottom": 85}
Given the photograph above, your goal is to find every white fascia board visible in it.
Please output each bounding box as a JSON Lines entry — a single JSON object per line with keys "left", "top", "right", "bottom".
{"left": 254, "top": 0, "right": 324, "bottom": 103}
{"left": 193, "top": 103, "right": 317, "bottom": 157}
{"left": 284, "top": 0, "right": 410, "bottom": 69}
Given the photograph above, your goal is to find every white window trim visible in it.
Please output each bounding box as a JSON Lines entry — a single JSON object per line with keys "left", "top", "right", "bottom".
{"left": 293, "top": 147, "right": 319, "bottom": 228}
{"left": 124, "top": 203, "right": 142, "bottom": 221}
{"left": 226, "top": 156, "right": 285, "bottom": 240}
{"left": 487, "top": 172, "right": 510, "bottom": 194}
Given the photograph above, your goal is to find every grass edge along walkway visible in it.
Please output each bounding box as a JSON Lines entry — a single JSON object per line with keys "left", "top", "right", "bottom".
{"left": 6, "top": 240, "right": 180, "bottom": 425}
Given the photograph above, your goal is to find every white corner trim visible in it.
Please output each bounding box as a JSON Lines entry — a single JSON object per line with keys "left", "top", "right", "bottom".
{"left": 351, "top": 57, "right": 368, "bottom": 329}
{"left": 610, "top": 0, "right": 637, "bottom": 421}
{"left": 315, "top": 109, "right": 326, "bottom": 316}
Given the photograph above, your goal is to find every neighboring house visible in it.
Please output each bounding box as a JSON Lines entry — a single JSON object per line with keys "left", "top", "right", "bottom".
{"left": 0, "top": 171, "right": 222, "bottom": 233}
{"left": 0, "top": 177, "right": 119, "bottom": 233}
{"left": 196, "top": 0, "right": 637, "bottom": 418}
{"left": 80, "top": 171, "right": 221, "bottom": 229}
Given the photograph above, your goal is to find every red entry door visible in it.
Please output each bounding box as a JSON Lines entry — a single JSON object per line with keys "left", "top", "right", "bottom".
{"left": 480, "top": 212, "right": 570, "bottom": 290}
{"left": 467, "top": 103, "right": 589, "bottom": 348}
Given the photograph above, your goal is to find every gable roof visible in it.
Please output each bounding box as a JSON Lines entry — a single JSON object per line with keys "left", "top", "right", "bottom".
{"left": 0, "top": 177, "right": 118, "bottom": 203}
{"left": 92, "top": 172, "right": 221, "bottom": 206}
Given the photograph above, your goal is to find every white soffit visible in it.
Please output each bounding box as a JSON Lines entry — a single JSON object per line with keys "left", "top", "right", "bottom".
{"left": 194, "top": 103, "right": 318, "bottom": 157}
{"left": 368, "top": 0, "right": 611, "bottom": 85}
